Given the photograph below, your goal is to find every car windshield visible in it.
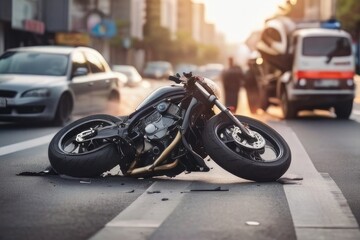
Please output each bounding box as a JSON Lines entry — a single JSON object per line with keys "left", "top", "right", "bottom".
{"left": 302, "top": 36, "right": 352, "bottom": 57}
{"left": 0, "top": 51, "right": 69, "bottom": 76}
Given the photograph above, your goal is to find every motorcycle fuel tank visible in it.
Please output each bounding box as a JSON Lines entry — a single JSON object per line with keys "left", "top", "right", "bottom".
{"left": 135, "top": 85, "right": 186, "bottom": 111}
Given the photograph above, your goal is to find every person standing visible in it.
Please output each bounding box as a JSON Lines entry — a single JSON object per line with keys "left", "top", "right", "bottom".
{"left": 221, "top": 57, "right": 244, "bottom": 113}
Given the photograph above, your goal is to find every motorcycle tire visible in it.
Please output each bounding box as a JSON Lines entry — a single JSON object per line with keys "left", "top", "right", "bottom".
{"left": 203, "top": 113, "right": 291, "bottom": 182}
{"left": 48, "top": 114, "right": 124, "bottom": 178}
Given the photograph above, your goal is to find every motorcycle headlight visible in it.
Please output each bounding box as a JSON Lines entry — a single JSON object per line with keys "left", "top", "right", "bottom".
{"left": 202, "top": 77, "right": 221, "bottom": 98}
{"left": 22, "top": 88, "right": 50, "bottom": 97}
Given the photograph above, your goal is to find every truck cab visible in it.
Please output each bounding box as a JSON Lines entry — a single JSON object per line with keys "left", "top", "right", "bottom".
{"left": 247, "top": 18, "right": 356, "bottom": 119}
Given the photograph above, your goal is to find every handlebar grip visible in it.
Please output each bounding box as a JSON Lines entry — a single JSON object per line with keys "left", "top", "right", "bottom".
{"left": 168, "top": 75, "right": 182, "bottom": 84}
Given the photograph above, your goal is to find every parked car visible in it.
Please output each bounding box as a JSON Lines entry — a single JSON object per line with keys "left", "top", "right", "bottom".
{"left": 0, "top": 45, "right": 123, "bottom": 125}
{"left": 112, "top": 65, "right": 142, "bottom": 87}
{"left": 143, "top": 61, "right": 174, "bottom": 80}
{"left": 196, "top": 63, "right": 224, "bottom": 81}
{"left": 174, "top": 63, "right": 198, "bottom": 75}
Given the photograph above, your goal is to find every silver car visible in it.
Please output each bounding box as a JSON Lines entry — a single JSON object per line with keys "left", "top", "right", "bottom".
{"left": 112, "top": 64, "right": 142, "bottom": 87}
{"left": 0, "top": 46, "right": 122, "bottom": 125}
{"left": 143, "top": 61, "right": 174, "bottom": 80}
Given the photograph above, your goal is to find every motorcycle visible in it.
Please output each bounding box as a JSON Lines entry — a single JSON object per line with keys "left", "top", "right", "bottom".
{"left": 48, "top": 73, "right": 291, "bottom": 182}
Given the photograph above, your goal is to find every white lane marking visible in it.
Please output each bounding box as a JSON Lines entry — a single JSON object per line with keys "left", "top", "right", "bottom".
{"left": 90, "top": 181, "right": 191, "bottom": 240}
{"left": 0, "top": 133, "right": 55, "bottom": 156}
{"left": 275, "top": 124, "right": 360, "bottom": 240}
{"left": 90, "top": 123, "right": 360, "bottom": 240}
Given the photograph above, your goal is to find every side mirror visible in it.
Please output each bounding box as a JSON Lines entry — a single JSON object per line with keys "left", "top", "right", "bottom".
{"left": 73, "top": 67, "right": 88, "bottom": 77}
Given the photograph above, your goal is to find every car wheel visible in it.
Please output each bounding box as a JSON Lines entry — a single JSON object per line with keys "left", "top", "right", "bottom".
{"left": 245, "top": 79, "right": 260, "bottom": 114}
{"left": 334, "top": 100, "right": 353, "bottom": 119}
{"left": 259, "top": 85, "right": 270, "bottom": 111}
{"left": 106, "top": 91, "right": 120, "bottom": 115}
{"left": 53, "top": 93, "right": 73, "bottom": 126}
{"left": 281, "top": 90, "right": 297, "bottom": 119}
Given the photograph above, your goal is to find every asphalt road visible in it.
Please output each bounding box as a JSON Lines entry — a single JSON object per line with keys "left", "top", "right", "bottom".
{"left": 0, "top": 79, "right": 360, "bottom": 240}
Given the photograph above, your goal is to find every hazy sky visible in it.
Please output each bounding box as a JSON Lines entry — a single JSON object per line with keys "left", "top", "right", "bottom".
{"left": 196, "top": 0, "right": 284, "bottom": 43}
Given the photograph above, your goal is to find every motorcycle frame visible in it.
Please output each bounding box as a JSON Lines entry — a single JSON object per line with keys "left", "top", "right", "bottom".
{"left": 92, "top": 75, "right": 256, "bottom": 177}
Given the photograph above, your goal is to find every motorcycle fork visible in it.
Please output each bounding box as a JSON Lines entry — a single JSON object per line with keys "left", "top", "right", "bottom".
{"left": 195, "top": 81, "right": 257, "bottom": 142}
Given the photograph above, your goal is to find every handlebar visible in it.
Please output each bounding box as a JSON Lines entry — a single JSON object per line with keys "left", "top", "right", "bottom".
{"left": 168, "top": 72, "right": 194, "bottom": 84}
{"left": 168, "top": 75, "right": 183, "bottom": 84}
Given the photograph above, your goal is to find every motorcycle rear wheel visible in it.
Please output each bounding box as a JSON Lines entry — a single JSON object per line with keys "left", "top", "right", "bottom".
{"left": 48, "top": 114, "right": 123, "bottom": 178}
{"left": 203, "top": 113, "right": 291, "bottom": 182}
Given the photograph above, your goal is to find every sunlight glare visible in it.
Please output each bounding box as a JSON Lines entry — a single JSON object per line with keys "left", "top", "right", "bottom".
{"left": 196, "top": 0, "right": 285, "bottom": 43}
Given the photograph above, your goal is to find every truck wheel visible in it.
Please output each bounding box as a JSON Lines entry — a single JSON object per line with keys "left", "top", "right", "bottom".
{"left": 281, "top": 91, "right": 297, "bottom": 119}
{"left": 334, "top": 100, "right": 353, "bottom": 119}
{"left": 245, "top": 80, "right": 260, "bottom": 114}
{"left": 259, "top": 86, "right": 270, "bottom": 111}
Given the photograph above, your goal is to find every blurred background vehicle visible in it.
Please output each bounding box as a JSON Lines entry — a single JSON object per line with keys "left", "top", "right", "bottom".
{"left": 143, "top": 61, "right": 174, "bottom": 80}
{"left": 174, "top": 63, "right": 198, "bottom": 75}
{"left": 112, "top": 64, "right": 142, "bottom": 87}
{"left": 247, "top": 17, "right": 356, "bottom": 119}
{"left": 0, "top": 46, "right": 123, "bottom": 125}
{"left": 195, "top": 63, "right": 225, "bottom": 81}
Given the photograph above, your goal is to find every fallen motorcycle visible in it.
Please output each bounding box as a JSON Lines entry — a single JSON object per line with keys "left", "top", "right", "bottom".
{"left": 48, "top": 73, "right": 291, "bottom": 182}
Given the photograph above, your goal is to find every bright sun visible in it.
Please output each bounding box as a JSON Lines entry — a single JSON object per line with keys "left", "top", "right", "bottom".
{"left": 196, "top": 0, "right": 284, "bottom": 43}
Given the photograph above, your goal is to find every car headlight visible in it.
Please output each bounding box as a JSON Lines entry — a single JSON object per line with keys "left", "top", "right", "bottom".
{"left": 22, "top": 88, "right": 50, "bottom": 97}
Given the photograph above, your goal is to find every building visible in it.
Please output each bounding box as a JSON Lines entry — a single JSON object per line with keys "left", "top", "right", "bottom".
{"left": 161, "top": 0, "right": 177, "bottom": 39}
{"left": 110, "top": 0, "right": 146, "bottom": 69}
{"left": 283, "top": 0, "right": 337, "bottom": 22}
{"left": 177, "top": 0, "right": 193, "bottom": 36}
{"left": 0, "top": 0, "right": 47, "bottom": 54}
{"left": 0, "top": 0, "right": 117, "bottom": 63}
{"left": 192, "top": 2, "right": 205, "bottom": 43}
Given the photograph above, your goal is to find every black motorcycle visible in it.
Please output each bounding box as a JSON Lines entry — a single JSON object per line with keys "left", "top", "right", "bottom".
{"left": 48, "top": 73, "right": 291, "bottom": 182}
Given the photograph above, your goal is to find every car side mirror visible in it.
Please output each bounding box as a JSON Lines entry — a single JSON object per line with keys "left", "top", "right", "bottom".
{"left": 73, "top": 67, "right": 88, "bottom": 77}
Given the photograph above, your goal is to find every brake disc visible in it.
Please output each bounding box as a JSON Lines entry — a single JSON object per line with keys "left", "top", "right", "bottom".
{"left": 231, "top": 126, "right": 266, "bottom": 150}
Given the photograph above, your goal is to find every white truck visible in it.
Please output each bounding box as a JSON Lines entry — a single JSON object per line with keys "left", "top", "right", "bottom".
{"left": 246, "top": 17, "right": 356, "bottom": 119}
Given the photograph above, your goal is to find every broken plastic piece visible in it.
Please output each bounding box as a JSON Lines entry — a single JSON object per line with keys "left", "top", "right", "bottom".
{"left": 80, "top": 180, "right": 91, "bottom": 184}
{"left": 190, "top": 186, "right": 229, "bottom": 192}
{"left": 147, "top": 190, "right": 161, "bottom": 194}
{"left": 246, "top": 221, "right": 260, "bottom": 226}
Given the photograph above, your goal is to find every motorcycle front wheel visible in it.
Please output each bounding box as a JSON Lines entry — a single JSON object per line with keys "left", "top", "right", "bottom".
{"left": 48, "top": 114, "right": 123, "bottom": 178}
{"left": 203, "top": 113, "right": 291, "bottom": 182}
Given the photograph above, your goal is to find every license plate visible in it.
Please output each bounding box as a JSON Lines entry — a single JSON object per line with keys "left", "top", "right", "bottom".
{"left": 314, "top": 80, "right": 339, "bottom": 87}
{"left": 0, "top": 97, "right": 7, "bottom": 108}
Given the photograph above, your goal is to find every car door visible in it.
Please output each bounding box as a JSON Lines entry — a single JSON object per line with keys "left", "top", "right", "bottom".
{"left": 68, "top": 51, "right": 93, "bottom": 115}
{"left": 83, "top": 50, "right": 112, "bottom": 112}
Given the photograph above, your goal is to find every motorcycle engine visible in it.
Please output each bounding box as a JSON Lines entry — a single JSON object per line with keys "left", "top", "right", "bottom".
{"left": 132, "top": 101, "right": 182, "bottom": 166}
{"left": 143, "top": 101, "right": 181, "bottom": 140}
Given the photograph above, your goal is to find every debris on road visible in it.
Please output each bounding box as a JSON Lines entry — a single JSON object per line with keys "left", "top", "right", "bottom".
{"left": 277, "top": 173, "right": 303, "bottom": 184}
{"left": 147, "top": 190, "right": 161, "bottom": 194}
{"left": 246, "top": 221, "right": 260, "bottom": 226}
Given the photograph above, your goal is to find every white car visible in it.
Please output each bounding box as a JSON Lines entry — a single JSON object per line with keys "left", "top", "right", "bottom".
{"left": 112, "top": 65, "right": 142, "bottom": 87}
{"left": 143, "top": 61, "right": 174, "bottom": 80}
{"left": 0, "top": 46, "right": 123, "bottom": 125}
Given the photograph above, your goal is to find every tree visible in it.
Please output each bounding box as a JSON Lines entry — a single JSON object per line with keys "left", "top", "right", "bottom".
{"left": 336, "top": 0, "right": 360, "bottom": 38}
{"left": 142, "top": 23, "right": 174, "bottom": 61}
